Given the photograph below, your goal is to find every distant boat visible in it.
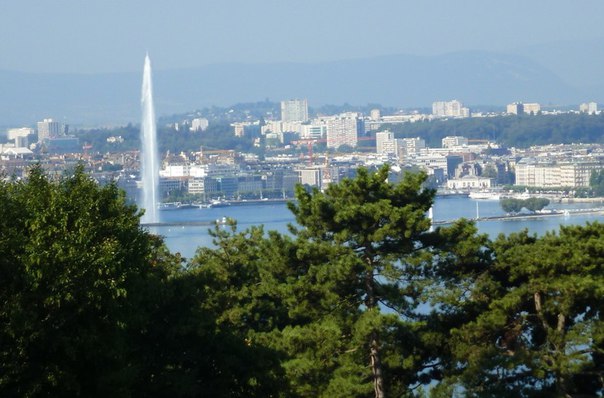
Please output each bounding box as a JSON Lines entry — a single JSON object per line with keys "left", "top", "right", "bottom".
{"left": 510, "top": 191, "right": 531, "bottom": 200}
{"left": 209, "top": 199, "right": 231, "bottom": 208}
{"left": 469, "top": 191, "right": 501, "bottom": 200}
{"left": 158, "top": 202, "right": 196, "bottom": 211}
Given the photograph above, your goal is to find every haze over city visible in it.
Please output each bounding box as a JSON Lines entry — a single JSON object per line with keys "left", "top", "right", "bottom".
{"left": 1, "top": 1, "right": 604, "bottom": 125}
{"left": 0, "top": 0, "right": 603, "bottom": 73}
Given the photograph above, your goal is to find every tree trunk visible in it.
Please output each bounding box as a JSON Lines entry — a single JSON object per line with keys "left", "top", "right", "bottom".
{"left": 370, "top": 331, "right": 385, "bottom": 398}
{"left": 365, "top": 268, "right": 385, "bottom": 398}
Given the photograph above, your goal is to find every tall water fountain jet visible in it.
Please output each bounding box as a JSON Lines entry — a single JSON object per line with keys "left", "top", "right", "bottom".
{"left": 140, "top": 54, "right": 159, "bottom": 223}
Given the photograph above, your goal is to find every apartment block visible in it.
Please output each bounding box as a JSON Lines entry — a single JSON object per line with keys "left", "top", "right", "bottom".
{"left": 280, "top": 99, "right": 309, "bottom": 122}
{"left": 442, "top": 136, "right": 469, "bottom": 148}
{"left": 432, "top": 100, "right": 470, "bottom": 118}
{"left": 325, "top": 113, "right": 361, "bottom": 149}
{"left": 515, "top": 158, "right": 604, "bottom": 188}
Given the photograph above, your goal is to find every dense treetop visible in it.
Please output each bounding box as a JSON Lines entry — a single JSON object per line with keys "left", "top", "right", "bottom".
{"left": 2, "top": 164, "right": 603, "bottom": 397}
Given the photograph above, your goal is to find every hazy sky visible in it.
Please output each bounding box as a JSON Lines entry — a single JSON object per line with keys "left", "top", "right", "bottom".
{"left": 1, "top": 0, "right": 603, "bottom": 73}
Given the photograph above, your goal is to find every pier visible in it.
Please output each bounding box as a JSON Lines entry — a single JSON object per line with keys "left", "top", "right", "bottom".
{"left": 433, "top": 207, "right": 604, "bottom": 225}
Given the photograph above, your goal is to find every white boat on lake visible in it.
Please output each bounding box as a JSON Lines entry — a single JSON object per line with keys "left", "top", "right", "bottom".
{"left": 469, "top": 191, "right": 501, "bottom": 200}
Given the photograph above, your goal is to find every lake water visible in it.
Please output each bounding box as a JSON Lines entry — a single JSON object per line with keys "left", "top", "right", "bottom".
{"left": 151, "top": 197, "right": 604, "bottom": 260}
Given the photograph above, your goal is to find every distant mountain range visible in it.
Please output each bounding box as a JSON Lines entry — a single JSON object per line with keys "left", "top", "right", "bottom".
{"left": 0, "top": 44, "right": 602, "bottom": 127}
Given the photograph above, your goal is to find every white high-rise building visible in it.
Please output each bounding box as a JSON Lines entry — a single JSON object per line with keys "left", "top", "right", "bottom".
{"left": 432, "top": 100, "right": 470, "bottom": 118}
{"left": 376, "top": 131, "right": 396, "bottom": 155}
{"left": 506, "top": 102, "right": 524, "bottom": 115}
{"left": 37, "top": 118, "right": 61, "bottom": 141}
{"left": 580, "top": 102, "right": 598, "bottom": 114}
{"left": 326, "top": 113, "right": 360, "bottom": 149}
{"left": 280, "top": 99, "right": 309, "bottom": 122}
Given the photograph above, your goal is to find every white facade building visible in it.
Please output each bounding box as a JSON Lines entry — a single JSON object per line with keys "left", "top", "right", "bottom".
{"left": 376, "top": 131, "right": 396, "bottom": 155}
{"left": 442, "top": 136, "right": 469, "bottom": 148}
{"left": 515, "top": 158, "right": 604, "bottom": 188}
{"left": 280, "top": 99, "right": 309, "bottom": 122}
{"left": 301, "top": 124, "right": 327, "bottom": 140}
{"left": 523, "top": 103, "right": 541, "bottom": 115}
{"left": 7, "top": 127, "right": 34, "bottom": 141}
{"left": 37, "top": 118, "right": 61, "bottom": 141}
{"left": 297, "top": 167, "right": 323, "bottom": 188}
{"left": 506, "top": 103, "right": 524, "bottom": 115}
{"left": 446, "top": 176, "right": 493, "bottom": 189}
{"left": 325, "top": 113, "right": 360, "bottom": 149}
{"left": 432, "top": 100, "right": 470, "bottom": 118}
{"left": 190, "top": 118, "right": 209, "bottom": 132}
{"left": 580, "top": 102, "right": 598, "bottom": 114}
{"left": 399, "top": 137, "right": 426, "bottom": 156}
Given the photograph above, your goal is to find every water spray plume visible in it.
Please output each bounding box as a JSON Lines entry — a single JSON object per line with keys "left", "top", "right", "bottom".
{"left": 139, "top": 54, "right": 159, "bottom": 223}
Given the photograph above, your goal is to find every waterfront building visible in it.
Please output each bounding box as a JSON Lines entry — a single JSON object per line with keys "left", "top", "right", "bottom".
{"left": 297, "top": 167, "right": 323, "bottom": 188}
{"left": 446, "top": 175, "right": 493, "bottom": 190}
{"left": 280, "top": 99, "right": 309, "bottom": 122}
{"left": 515, "top": 157, "right": 604, "bottom": 188}
{"left": 188, "top": 176, "right": 218, "bottom": 196}
{"left": 159, "top": 177, "right": 188, "bottom": 198}
{"left": 237, "top": 174, "right": 264, "bottom": 195}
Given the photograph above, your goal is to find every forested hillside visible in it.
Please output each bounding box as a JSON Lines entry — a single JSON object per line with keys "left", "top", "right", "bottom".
{"left": 390, "top": 113, "right": 604, "bottom": 147}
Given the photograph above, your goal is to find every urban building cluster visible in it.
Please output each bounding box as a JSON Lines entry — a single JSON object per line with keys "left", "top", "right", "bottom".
{"left": 2, "top": 98, "right": 603, "bottom": 204}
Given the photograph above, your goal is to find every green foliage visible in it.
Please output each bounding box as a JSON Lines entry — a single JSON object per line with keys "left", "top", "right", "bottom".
{"left": 445, "top": 224, "right": 604, "bottom": 397}
{"left": 6, "top": 163, "right": 604, "bottom": 397}
{"left": 500, "top": 197, "right": 550, "bottom": 213}
{"left": 523, "top": 197, "right": 550, "bottom": 212}
{"left": 0, "top": 164, "right": 167, "bottom": 395}
{"left": 0, "top": 164, "right": 283, "bottom": 397}
{"left": 191, "top": 166, "right": 493, "bottom": 397}
{"left": 388, "top": 113, "right": 604, "bottom": 148}
{"left": 500, "top": 197, "right": 524, "bottom": 213}
{"left": 75, "top": 122, "right": 255, "bottom": 154}
{"left": 590, "top": 169, "right": 604, "bottom": 197}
